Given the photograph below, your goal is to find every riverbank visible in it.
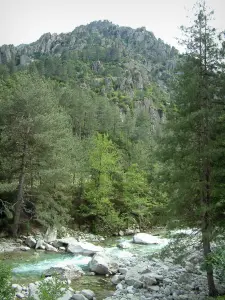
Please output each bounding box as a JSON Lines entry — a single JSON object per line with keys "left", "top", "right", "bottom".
{"left": 1, "top": 229, "right": 225, "bottom": 300}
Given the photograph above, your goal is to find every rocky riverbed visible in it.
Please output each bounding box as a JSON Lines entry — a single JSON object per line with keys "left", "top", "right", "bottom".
{"left": 1, "top": 229, "right": 225, "bottom": 300}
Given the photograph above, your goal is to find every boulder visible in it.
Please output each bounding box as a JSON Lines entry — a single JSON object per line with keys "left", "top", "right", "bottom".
{"left": 58, "top": 290, "right": 74, "bottom": 300}
{"left": 67, "top": 241, "right": 103, "bottom": 256}
{"left": 71, "top": 294, "right": 88, "bottom": 300}
{"left": 117, "top": 241, "right": 131, "bottom": 249}
{"left": 20, "top": 246, "right": 30, "bottom": 251}
{"left": 89, "top": 252, "right": 118, "bottom": 275}
{"left": 28, "top": 283, "right": 39, "bottom": 300}
{"left": 12, "top": 284, "right": 22, "bottom": 292}
{"left": 53, "top": 237, "right": 103, "bottom": 255}
{"left": 44, "top": 264, "right": 84, "bottom": 280}
{"left": 44, "top": 226, "right": 57, "bottom": 243}
{"left": 16, "top": 292, "right": 25, "bottom": 299}
{"left": 133, "top": 233, "right": 161, "bottom": 244}
{"left": 81, "top": 289, "right": 95, "bottom": 300}
{"left": 35, "top": 239, "right": 45, "bottom": 250}
{"left": 111, "top": 275, "right": 121, "bottom": 285}
{"left": 140, "top": 274, "right": 157, "bottom": 286}
{"left": 45, "top": 243, "right": 58, "bottom": 252}
{"left": 25, "top": 236, "right": 36, "bottom": 248}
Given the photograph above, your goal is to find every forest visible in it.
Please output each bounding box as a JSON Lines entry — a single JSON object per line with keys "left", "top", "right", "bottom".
{"left": 0, "top": 1, "right": 225, "bottom": 298}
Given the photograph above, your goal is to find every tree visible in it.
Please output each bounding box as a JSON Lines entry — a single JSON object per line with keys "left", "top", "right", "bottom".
{"left": 81, "top": 133, "right": 121, "bottom": 233}
{"left": 0, "top": 72, "right": 73, "bottom": 236}
{"left": 156, "top": 1, "right": 224, "bottom": 296}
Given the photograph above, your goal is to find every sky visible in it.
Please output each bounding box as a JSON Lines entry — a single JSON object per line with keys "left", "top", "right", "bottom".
{"left": 0, "top": 0, "right": 224, "bottom": 49}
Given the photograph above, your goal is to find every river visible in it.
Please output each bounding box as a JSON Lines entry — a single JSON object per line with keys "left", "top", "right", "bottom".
{"left": 1, "top": 236, "right": 166, "bottom": 299}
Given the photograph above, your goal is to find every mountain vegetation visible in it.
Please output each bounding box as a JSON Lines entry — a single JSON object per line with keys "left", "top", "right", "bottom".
{"left": 0, "top": 1, "right": 224, "bottom": 297}
{"left": 0, "top": 19, "right": 175, "bottom": 236}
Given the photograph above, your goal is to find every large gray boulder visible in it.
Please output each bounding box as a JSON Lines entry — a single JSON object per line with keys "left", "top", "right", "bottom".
{"left": 25, "top": 236, "right": 36, "bottom": 248}
{"left": 80, "top": 289, "right": 95, "bottom": 300}
{"left": 45, "top": 243, "right": 58, "bottom": 252}
{"left": 35, "top": 239, "right": 45, "bottom": 250}
{"left": 53, "top": 237, "right": 103, "bottom": 255}
{"left": 133, "top": 233, "right": 161, "bottom": 244}
{"left": 44, "top": 264, "right": 84, "bottom": 280}
{"left": 44, "top": 227, "right": 57, "bottom": 243}
{"left": 67, "top": 241, "right": 103, "bottom": 255}
{"left": 88, "top": 252, "right": 118, "bottom": 275}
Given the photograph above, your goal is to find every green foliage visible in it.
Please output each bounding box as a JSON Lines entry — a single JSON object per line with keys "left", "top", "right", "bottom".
{"left": 206, "top": 247, "right": 225, "bottom": 283}
{"left": 0, "top": 261, "right": 14, "bottom": 300}
{"left": 37, "top": 276, "right": 67, "bottom": 300}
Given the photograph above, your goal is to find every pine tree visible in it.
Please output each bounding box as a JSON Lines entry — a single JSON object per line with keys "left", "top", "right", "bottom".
{"left": 157, "top": 1, "right": 224, "bottom": 296}
{"left": 0, "top": 72, "right": 73, "bottom": 236}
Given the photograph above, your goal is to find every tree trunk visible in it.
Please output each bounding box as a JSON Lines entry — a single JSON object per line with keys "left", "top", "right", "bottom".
{"left": 201, "top": 213, "right": 218, "bottom": 296}
{"left": 12, "top": 142, "right": 27, "bottom": 237}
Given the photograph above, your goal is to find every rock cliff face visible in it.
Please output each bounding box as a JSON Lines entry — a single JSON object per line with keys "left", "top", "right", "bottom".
{"left": 0, "top": 20, "right": 177, "bottom": 74}
{"left": 0, "top": 21, "right": 177, "bottom": 124}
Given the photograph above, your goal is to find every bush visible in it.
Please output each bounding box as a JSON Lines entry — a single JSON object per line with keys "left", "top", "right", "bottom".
{"left": 0, "top": 261, "right": 14, "bottom": 300}
{"left": 28, "top": 275, "right": 67, "bottom": 300}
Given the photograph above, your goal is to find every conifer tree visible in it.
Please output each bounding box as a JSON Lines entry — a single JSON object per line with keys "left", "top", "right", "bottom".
{"left": 0, "top": 72, "right": 73, "bottom": 236}
{"left": 157, "top": 1, "right": 224, "bottom": 296}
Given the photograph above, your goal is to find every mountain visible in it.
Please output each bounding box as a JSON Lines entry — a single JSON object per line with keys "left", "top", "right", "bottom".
{"left": 0, "top": 20, "right": 178, "bottom": 122}
{"left": 0, "top": 21, "right": 179, "bottom": 235}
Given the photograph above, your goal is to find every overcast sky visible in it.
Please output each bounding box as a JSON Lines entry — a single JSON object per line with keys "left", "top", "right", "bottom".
{"left": 0, "top": 0, "right": 224, "bottom": 48}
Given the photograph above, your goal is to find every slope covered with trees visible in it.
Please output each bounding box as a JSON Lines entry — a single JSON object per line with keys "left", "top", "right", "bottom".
{"left": 0, "top": 20, "right": 174, "bottom": 236}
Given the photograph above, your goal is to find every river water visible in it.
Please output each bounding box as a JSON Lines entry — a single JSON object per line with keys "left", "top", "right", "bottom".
{"left": 2, "top": 236, "right": 166, "bottom": 299}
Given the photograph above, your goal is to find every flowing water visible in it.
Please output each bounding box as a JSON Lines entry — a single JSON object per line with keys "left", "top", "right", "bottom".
{"left": 1, "top": 236, "right": 166, "bottom": 299}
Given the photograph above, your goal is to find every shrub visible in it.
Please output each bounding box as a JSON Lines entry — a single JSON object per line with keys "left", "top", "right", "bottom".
{"left": 0, "top": 261, "right": 14, "bottom": 300}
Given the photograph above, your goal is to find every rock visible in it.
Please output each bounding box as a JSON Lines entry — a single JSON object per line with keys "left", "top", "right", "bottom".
{"left": 20, "top": 246, "right": 30, "bottom": 251}
{"left": 125, "top": 278, "right": 143, "bottom": 288}
{"left": 25, "top": 236, "right": 36, "bottom": 248}
{"left": 44, "top": 265, "right": 84, "bottom": 280}
{"left": 119, "top": 268, "right": 128, "bottom": 275}
{"left": 45, "top": 243, "right": 58, "bottom": 252}
{"left": 140, "top": 274, "right": 157, "bottom": 286}
{"left": 35, "top": 239, "right": 45, "bottom": 250}
{"left": 16, "top": 292, "right": 25, "bottom": 299}
{"left": 118, "top": 230, "right": 124, "bottom": 236}
{"left": 116, "top": 283, "right": 123, "bottom": 290}
{"left": 71, "top": 294, "right": 88, "bottom": 300}
{"left": 148, "top": 285, "right": 160, "bottom": 292}
{"left": 16, "top": 238, "right": 23, "bottom": 243}
{"left": 53, "top": 237, "right": 102, "bottom": 255}
{"left": 58, "top": 290, "right": 74, "bottom": 300}
{"left": 117, "top": 241, "right": 131, "bottom": 249}
{"left": 67, "top": 241, "right": 103, "bottom": 256}
{"left": 59, "top": 246, "right": 66, "bottom": 251}
{"left": 44, "top": 226, "right": 57, "bottom": 243}
{"left": 111, "top": 275, "right": 121, "bottom": 285}
{"left": 89, "top": 252, "right": 119, "bottom": 275}
{"left": 127, "top": 286, "right": 135, "bottom": 294}
{"left": 133, "top": 233, "right": 162, "bottom": 244}
{"left": 28, "top": 283, "right": 39, "bottom": 300}
{"left": 12, "top": 284, "right": 22, "bottom": 292}
{"left": 81, "top": 289, "right": 95, "bottom": 300}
